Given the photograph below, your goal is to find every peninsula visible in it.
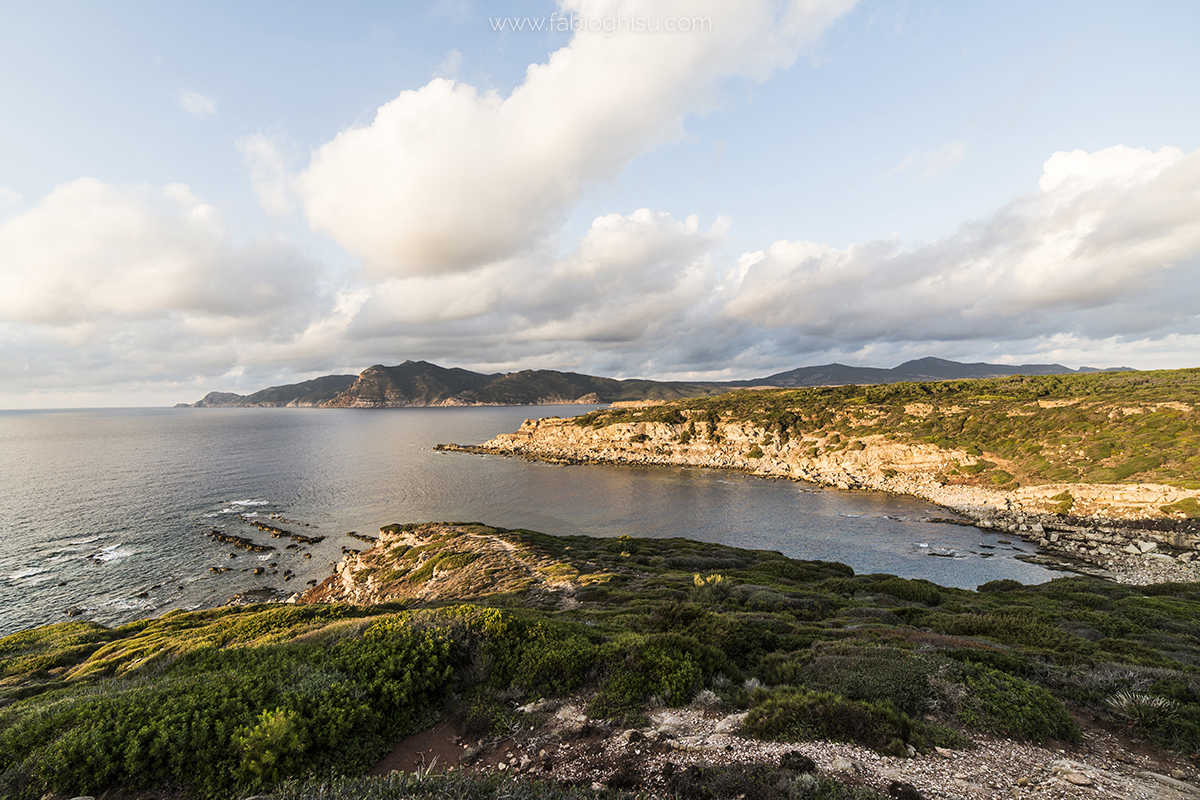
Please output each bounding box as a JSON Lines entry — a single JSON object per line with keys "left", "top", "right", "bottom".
{"left": 439, "top": 368, "right": 1200, "bottom": 582}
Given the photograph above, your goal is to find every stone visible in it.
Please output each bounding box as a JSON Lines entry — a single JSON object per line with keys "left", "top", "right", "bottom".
{"left": 1138, "top": 540, "right": 1158, "bottom": 553}
{"left": 831, "top": 756, "right": 867, "bottom": 774}
{"left": 934, "top": 747, "right": 955, "bottom": 759}
{"left": 617, "top": 729, "right": 644, "bottom": 744}
{"left": 713, "top": 711, "right": 748, "bottom": 733}
{"left": 1170, "top": 769, "right": 1187, "bottom": 780}
{"left": 1124, "top": 544, "right": 1144, "bottom": 555}
{"left": 1061, "top": 772, "right": 1092, "bottom": 786}
{"left": 518, "top": 698, "right": 560, "bottom": 713}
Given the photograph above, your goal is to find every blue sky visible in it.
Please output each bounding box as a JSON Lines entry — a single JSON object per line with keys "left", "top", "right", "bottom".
{"left": 2, "top": 1, "right": 1199, "bottom": 406}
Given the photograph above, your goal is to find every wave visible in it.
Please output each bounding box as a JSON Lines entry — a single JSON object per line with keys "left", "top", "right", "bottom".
{"left": 230, "top": 499, "right": 270, "bottom": 506}
{"left": 90, "top": 544, "right": 134, "bottom": 563}
{"left": 9, "top": 567, "right": 47, "bottom": 580}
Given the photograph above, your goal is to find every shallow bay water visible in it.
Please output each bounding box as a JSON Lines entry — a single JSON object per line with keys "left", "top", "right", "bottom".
{"left": 0, "top": 406, "right": 1062, "bottom": 635}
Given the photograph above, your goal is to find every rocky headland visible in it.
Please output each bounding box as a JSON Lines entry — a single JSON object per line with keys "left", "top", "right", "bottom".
{"left": 438, "top": 407, "right": 1200, "bottom": 584}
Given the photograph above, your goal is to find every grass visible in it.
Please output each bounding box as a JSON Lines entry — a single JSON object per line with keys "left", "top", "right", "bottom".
{"left": 4, "top": 524, "right": 1200, "bottom": 798}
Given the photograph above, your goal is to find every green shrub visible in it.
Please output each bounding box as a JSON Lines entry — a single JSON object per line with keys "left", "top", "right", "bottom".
{"left": 744, "top": 687, "right": 923, "bottom": 756}
{"left": 978, "top": 579, "right": 1023, "bottom": 593}
{"left": 235, "top": 707, "right": 304, "bottom": 784}
{"left": 797, "top": 645, "right": 938, "bottom": 716}
{"left": 873, "top": 577, "right": 942, "bottom": 606}
{"left": 954, "top": 664, "right": 1079, "bottom": 742}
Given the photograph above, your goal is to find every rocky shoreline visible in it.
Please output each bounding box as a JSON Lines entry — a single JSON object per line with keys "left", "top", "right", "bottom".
{"left": 437, "top": 413, "right": 1200, "bottom": 585}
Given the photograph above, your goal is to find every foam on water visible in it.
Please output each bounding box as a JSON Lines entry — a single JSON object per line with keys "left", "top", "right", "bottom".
{"left": 90, "top": 544, "right": 133, "bottom": 563}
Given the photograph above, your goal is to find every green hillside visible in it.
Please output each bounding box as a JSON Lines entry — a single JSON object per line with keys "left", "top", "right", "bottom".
{"left": 576, "top": 368, "right": 1200, "bottom": 492}
{"left": 4, "top": 524, "right": 1200, "bottom": 799}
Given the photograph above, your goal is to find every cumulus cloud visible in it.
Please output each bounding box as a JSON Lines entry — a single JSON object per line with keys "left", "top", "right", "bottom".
{"left": 0, "top": 179, "right": 346, "bottom": 397}
{"left": 178, "top": 90, "right": 217, "bottom": 119}
{"left": 345, "top": 208, "right": 725, "bottom": 349}
{"left": 296, "top": 0, "right": 856, "bottom": 277}
{"left": 723, "top": 145, "right": 1200, "bottom": 349}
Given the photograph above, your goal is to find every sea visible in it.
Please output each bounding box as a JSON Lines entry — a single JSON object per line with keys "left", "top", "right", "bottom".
{"left": 0, "top": 406, "right": 1065, "bottom": 636}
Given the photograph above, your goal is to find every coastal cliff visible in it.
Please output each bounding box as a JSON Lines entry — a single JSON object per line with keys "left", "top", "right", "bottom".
{"left": 440, "top": 370, "right": 1200, "bottom": 579}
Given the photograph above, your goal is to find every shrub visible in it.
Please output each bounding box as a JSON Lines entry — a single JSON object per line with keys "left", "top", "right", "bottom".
{"left": 873, "top": 577, "right": 942, "bottom": 606}
{"left": 797, "top": 645, "right": 939, "bottom": 716}
{"left": 235, "top": 707, "right": 304, "bottom": 785}
{"left": 744, "top": 687, "right": 923, "bottom": 756}
{"left": 954, "top": 664, "right": 1079, "bottom": 742}
{"left": 1105, "top": 690, "right": 1180, "bottom": 728}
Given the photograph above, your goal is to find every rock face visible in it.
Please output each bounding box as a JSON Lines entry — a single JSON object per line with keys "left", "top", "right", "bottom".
{"left": 442, "top": 413, "right": 1200, "bottom": 569}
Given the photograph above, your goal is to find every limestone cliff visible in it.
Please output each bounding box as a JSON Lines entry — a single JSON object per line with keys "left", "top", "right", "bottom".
{"left": 441, "top": 410, "right": 1200, "bottom": 564}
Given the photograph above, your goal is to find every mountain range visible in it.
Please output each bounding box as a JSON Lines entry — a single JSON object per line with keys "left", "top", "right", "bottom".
{"left": 179, "top": 357, "right": 1132, "bottom": 409}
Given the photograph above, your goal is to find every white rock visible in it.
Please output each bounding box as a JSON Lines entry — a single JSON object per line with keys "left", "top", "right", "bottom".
{"left": 713, "top": 711, "right": 748, "bottom": 733}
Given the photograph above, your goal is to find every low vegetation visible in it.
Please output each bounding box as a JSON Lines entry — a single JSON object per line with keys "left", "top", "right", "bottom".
{"left": 573, "top": 368, "right": 1200, "bottom": 491}
{"left": 4, "top": 525, "right": 1200, "bottom": 798}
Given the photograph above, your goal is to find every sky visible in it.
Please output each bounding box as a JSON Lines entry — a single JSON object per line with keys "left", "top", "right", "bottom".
{"left": 1, "top": 0, "right": 1199, "bottom": 408}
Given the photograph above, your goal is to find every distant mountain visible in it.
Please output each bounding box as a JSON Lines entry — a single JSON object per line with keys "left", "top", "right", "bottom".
{"left": 180, "top": 357, "right": 1136, "bottom": 408}
{"left": 177, "top": 375, "right": 357, "bottom": 408}
{"left": 320, "top": 361, "right": 729, "bottom": 408}
{"left": 730, "top": 356, "right": 1134, "bottom": 388}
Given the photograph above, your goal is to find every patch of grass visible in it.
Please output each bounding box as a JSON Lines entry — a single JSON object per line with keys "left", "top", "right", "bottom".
{"left": 1162, "top": 498, "right": 1200, "bottom": 517}
{"left": 1051, "top": 491, "right": 1075, "bottom": 515}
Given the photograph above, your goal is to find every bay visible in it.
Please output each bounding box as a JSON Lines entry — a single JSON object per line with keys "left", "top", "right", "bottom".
{"left": 0, "top": 406, "right": 1061, "bottom": 635}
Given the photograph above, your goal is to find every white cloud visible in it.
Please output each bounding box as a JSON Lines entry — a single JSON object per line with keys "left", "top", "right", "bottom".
{"left": 238, "top": 133, "right": 295, "bottom": 216}
{"left": 178, "top": 90, "right": 217, "bottom": 119}
{"left": 0, "top": 179, "right": 342, "bottom": 396}
{"left": 889, "top": 140, "right": 967, "bottom": 181}
{"left": 0, "top": 186, "right": 20, "bottom": 205}
{"left": 723, "top": 145, "right": 1200, "bottom": 349}
{"left": 297, "top": 0, "right": 856, "bottom": 277}
{"left": 435, "top": 48, "right": 462, "bottom": 79}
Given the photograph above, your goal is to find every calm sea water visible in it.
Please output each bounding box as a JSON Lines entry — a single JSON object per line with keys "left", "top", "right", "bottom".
{"left": 0, "top": 407, "right": 1062, "bottom": 635}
